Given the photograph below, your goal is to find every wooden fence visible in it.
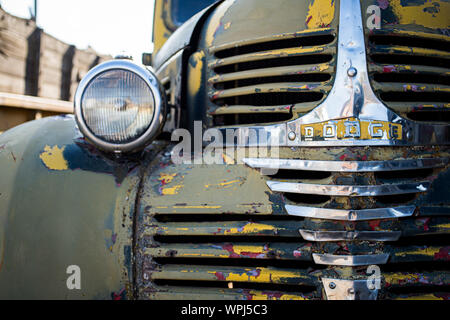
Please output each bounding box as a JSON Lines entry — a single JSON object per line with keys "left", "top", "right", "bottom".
{"left": 0, "top": 7, "right": 111, "bottom": 132}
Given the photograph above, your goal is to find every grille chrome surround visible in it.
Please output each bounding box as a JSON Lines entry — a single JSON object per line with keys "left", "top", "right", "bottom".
{"left": 267, "top": 181, "right": 429, "bottom": 197}
{"left": 312, "top": 253, "right": 390, "bottom": 266}
{"left": 299, "top": 230, "right": 402, "bottom": 242}
{"left": 243, "top": 157, "right": 448, "bottom": 172}
{"left": 285, "top": 205, "right": 415, "bottom": 221}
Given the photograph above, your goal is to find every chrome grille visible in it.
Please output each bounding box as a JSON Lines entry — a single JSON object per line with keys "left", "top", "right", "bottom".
{"left": 207, "top": 29, "right": 337, "bottom": 126}
{"left": 367, "top": 32, "right": 450, "bottom": 123}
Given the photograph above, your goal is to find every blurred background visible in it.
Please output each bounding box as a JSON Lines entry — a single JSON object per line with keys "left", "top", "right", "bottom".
{"left": 0, "top": 0, "right": 155, "bottom": 133}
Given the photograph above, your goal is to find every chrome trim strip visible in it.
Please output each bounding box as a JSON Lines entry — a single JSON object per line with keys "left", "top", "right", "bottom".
{"left": 285, "top": 205, "right": 415, "bottom": 221}
{"left": 313, "top": 253, "right": 389, "bottom": 266}
{"left": 322, "top": 278, "right": 379, "bottom": 300}
{"left": 299, "top": 230, "right": 401, "bottom": 242}
{"left": 243, "top": 158, "right": 448, "bottom": 172}
{"left": 267, "top": 181, "right": 429, "bottom": 196}
{"left": 213, "top": 0, "right": 449, "bottom": 147}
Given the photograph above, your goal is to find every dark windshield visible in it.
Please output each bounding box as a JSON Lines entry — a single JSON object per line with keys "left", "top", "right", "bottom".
{"left": 171, "top": 0, "right": 216, "bottom": 26}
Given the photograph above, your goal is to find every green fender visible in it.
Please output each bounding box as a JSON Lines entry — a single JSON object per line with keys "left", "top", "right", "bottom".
{"left": 0, "top": 115, "right": 141, "bottom": 299}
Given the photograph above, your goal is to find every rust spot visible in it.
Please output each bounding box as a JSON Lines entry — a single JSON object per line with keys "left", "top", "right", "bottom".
{"left": 214, "top": 271, "right": 226, "bottom": 281}
{"left": 383, "top": 65, "right": 397, "bottom": 73}
{"left": 434, "top": 246, "right": 449, "bottom": 261}
{"left": 369, "top": 220, "right": 381, "bottom": 231}
{"left": 165, "top": 249, "right": 178, "bottom": 257}
{"left": 416, "top": 217, "right": 431, "bottom": 231}
{"left": 111, "top": 288, "right": 126, "bottom": 300}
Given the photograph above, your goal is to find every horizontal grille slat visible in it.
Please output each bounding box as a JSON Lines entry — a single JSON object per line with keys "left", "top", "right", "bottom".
{"left": 368, "top": 63, "right": 450, "bottom": 77}
{"left": 145, "top": 242, "right": 449, "bottom": 264}
{"left": 368, "top": 45, "right": 450, "bottom": 60}
{"left": 212, "top": 33, "right": 336, "bottom": 58}
{"left": 147, "top": 285, "right": 311, "bottom": 300}
{"left": 372, "top": 82, "right": 450, "bottom": 96}
{"left": 145, "top": 243, "right": 312, "bottom": 261}
{"left": 384, "top": 272, "right": 450, "bottom": 287}
{"left": 209, "top": 46, "right": 335, "bottom": 69}
{"left": 389, "top": 246, "right": 450, "bottom": 263}
{"left": 209, "top": 64, "right": 334, "bottom": 84}
{"left": 145, "top": 221, "right": 302, "bottom": 237}
{"left": 149, "top": 264, "right": 318, "bottom": 286}
{"left": 380, "top": 102, "right": 450, "bottom": 114}
{"left": 266, "top": 181, "right": 430, "bottom": 197}
{"left": 211, "top": 82, "right": 331, "bottom": 100}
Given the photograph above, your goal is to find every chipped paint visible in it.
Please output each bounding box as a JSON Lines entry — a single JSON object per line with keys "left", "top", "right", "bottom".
{"left": 39, "top": 145, "right": 68, "bottom": 171}
{"left": 305, "top": 0, "right": 335, "bottom": 29}
{"left": 395, "top": 246, "right": 440, "bottom": 257}
{"left": 248, "top": 291, "right": 307, "bottom": 300}
{"left": 161, "top": 185, "right": 184, "bottom": 195}
{"left": 172, "top": 205, "right": 222, "bottom": 209}
{"left": 395, "top": 294, "right": 445, "bottom": 300}
{"left": 224, "top": 222, "right": 276, "bottom": 235}
{"left": 158, "top": 173, "right": 177, "bottom": 185}
{"left": 388, "top": 0, "right": 450, "bottom": 29}
{"left": 207, "top": 267, "right": 308, "bottom": 283}
{"left": 188, "top": 51, "right": 205, "bottom": 97}
{"left": 205, "top": 179, "right": 241, "bottom": 189}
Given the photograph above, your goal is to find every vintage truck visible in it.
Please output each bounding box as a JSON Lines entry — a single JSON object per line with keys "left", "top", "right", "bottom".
{"left": 0, "top": 0, "right": 448, "bottom": 300}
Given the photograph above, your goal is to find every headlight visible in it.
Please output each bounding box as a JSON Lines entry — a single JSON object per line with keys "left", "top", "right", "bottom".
{"left": 74, "top": 60, "right": 166, "bottom": 153}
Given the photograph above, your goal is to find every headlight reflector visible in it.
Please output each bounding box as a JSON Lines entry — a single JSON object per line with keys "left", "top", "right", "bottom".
{"left": 82, "top": 69, "right": 154, "bottom": 143}
{"left": 75, "top": 60, "right": 166, "bottom": 152}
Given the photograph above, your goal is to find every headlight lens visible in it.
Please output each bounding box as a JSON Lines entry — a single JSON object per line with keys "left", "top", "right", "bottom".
{"left": 81, "top": 69, "right": 154, "bottom": 143}
{"left": 74, "top": 60, "right": 166, "bottom": 153}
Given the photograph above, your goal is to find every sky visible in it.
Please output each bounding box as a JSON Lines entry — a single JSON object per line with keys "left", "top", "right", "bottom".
{"left": 0, "top": 0, "right": 155, "bottom": 61}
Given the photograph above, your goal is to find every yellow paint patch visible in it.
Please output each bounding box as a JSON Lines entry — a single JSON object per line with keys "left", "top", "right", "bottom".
{"left": 39, "top": 145, "right": 68, "bottom": 171}
{"left": 384, "top": 273, "right": 419, "bottom": 284}
{"left": 188, "top": 51, "right": 205, "bottom": 97}
{"left": 395, "top": 294, "right": 444, "bottom": 300}
{"left": 232, "top": 245, "right": 267, "bottom": 255}
{"left": 250, "top": 291, "right": 307, "bottom": 300}
{"left": 209, "top": 268, "right": 308, "bottom": 283}
{"left": 305, "top": 0, "right": 335, "bottom": 29}
{"left": 205, "top": 179, "right": 240, "bottom": 189}
{"left": 389, "top": 0, "right": 450, "bottom": 29}
{"left": 161, "top": 185, "right": 183, "bottom": 195}
{"left": 222, "top": 152, "right": 235, "bottom": 165}
{"left": 225, "top": 222, "right": 277, "bottom": 235}
{"left": 395, "top": 247, "right": 438, "bottom": 257}
{"left": 158, "top": 173, "right": 177, "bottom": 184}
{"left": 173, "top": 205, "right": 222, "bottom": 209}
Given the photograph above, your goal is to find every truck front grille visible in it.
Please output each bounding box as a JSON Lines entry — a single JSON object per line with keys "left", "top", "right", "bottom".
{"left": 367, "top": 32, "right": 450, "bottom": 123}
{"left": 207, "top": 29, "right": 337, "bottom": 126}
{"left": 139, "top": 150, "right": 450, "bottom": 300}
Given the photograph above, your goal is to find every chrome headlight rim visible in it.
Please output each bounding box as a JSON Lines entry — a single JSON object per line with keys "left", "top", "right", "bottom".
{"left": 74, "top": 59, "right": 166, "bottom": 153}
